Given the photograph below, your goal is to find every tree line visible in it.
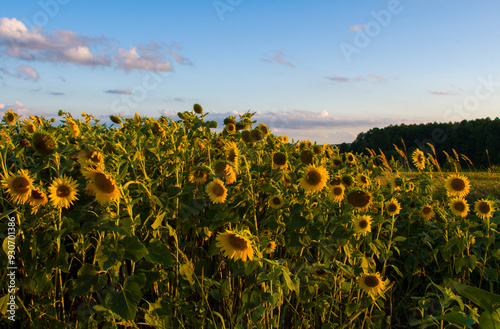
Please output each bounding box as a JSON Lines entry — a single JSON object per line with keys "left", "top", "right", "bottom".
{"left": 338, "top": 117, "right": 500, "bottom": 169}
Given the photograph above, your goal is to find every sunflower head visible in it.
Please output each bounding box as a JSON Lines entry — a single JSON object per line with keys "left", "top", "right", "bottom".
{"left": 1, "top": 169, "right": 33, "bottom": 204}
{"left": 223, "top": 141, "right": 239, "bottom": 163}
{"left": 257, "top": 123, "right": 269, "bottom": 136}
{"left": 225, "top": 123, "right": 236, "bottom": 134}
{"left": 193, "top": 103, "right": 203, "bottom": 114}
{"left": 421, "top": 205, "right": 434, "bottom": 219}
{"left": 21, "top": 118, "right": 37, "bottom": 133}
{"left": 358, "top": 273, "right": 386, "bottom": 296}
{"left": 332, "top": 156, "right": 343, "bottom": 167}
{"left": 445, "top": 174, "right": 471, "bottom": 198}
{"left": 273, "top": 152, "right": 287, "bottom": 168}
{"left": 48, "top": 175, "right": 79, "bottom": 208}
{"left": 281, "top": 135, "right": 289, "bottom": 143}
{"left": 241, "top": 130, "right": 252, "bottom": 143}
{"left": 353, "top": 214, "right": 372, "bottom": 236}
{"left": 28, "top": 187, "right": 48, "bottom": 213}
{"left": 474, "top": 199, "right": 496, "bottom": 220}
{"left": 189, "top": 168, "right": 208, "bottom": 184}
{"left": 84, "top": 169, "right": 120, "bottom": 205}
{"left": 347, "top": 190, "right": 372, "bottom": 211}
{"left": 341, "top": 175, "right": 353, "bottom": 188}
{"left": 346, "top": 152, "right": 356, "bottom": 164}
{"left": 300, "top": 150, "right": 314, "bottom": 165}
{"left": 385, "top": 198, "right": 402, "bottom": 216}
{"left": 412, "top": 149, "right": 426, "bottom": 170}
{"left": 250, "top": 129, "right": 264, "bottom": 141}
{"left": 313, "top": 145, "right": 324, "bottom": 155}
{"left": 329, "top": 184, "right": 345, "bottom": 203}
{"left": 32, "top": 132, "right": 56, "bottom": 155}
{"left": 206, "top": 179, "right": 227, "bottom": 204}
{"left": 357, "top": 174, "right": 370, "bottom": 187}
{"left": 449, "top": 197, "right": 469, "bottom": 218}
{"left": 269, "top": 195, "right": 283, "bottom": 209}
{"left": 300, "top": 165, "right": 329, "bottom": 192}
{"left": 216, "top": 230, "right": 254, "bottom": 262}
{"left": 264, "top": 241, "right": 276, "bottom": 254}
{"left": 110, "top": 115, "right": 122, "bottom": 124}
{"left": 3, "top": 110, "right": 17, "bottom": 126}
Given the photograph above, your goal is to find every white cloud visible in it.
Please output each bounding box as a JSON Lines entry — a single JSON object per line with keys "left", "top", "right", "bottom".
{"left": 115, "top": 47, "right": 172, "bottom": 72}
{"left": 428, "top": 90, "right": 456, "bottom": 95}
{"left": 349, "top": 24, "right": 368, "bottom": 31}
{"left": 1, "top": 101, "right": 29, "bottom": 114}
{"left": 104, "top": 89, "right": 132, "bottom": 95}
{"left": 16, "top": 65, "right": 39, "bottom": 81}
{"left": 326, "top": 75, "right": 350, "bottom": 83}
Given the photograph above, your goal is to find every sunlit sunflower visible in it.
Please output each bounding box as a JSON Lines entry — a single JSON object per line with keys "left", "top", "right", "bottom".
{"left": 77, "top": 149, "right": 104, "bottom": 169}
{"left": 83, "top": 169, "right": 120, "bottom": 205}
{"left": 28, "top": 187, "right": 48, "bottom": 213}
{"left": 352, "top": 214, "right": 372, "bottom": 236}
{"left": 269, "top": 195, "right": 283, "bottom": 209}
{"left": 281, "top": 135, "right": 289, "bottom": 143}
{"left": 412, "top": 149, "right": 426, "bottom": 170}
{"left": 226, "top": 123, "right": 236, "bottom": 134}
{"left": 214, "top": 160, "right": 236, "bottom": 184}
{"left": 48, "top": 175, "right": 79, "bottom": 208}
{"left": 67, "top": 118, "right": 80, "bottom": 137}
{"left": 445, "top": 174, "right": 471, "bottom": 198}
{"left": 216, "top": 230, "right": 254, "bottom": 262}
{"left": 474, "top": 199, "right": 496, "bottom": 220}
{"left": 21, "top": 118, "right": 36, "bottom": 133}
{"left": 357, "top": 174, "right": 371, "bottom": 187}
{"left": 206, "top": 179, "right": 227, "bottom": 204}
{"left": 347, "top": 190, "right": 372, "bottom": 211}
{"left": 329, "top": 184, "right": 345, "bottom": 203}
{"left": 346, "top": 152, "right": 356, "bottom": 164}
{"left": 223, "top": 141, "right": 239, "bottom": 165}
{"left": 264, "top": 241, "right": 276, "bottom": 254}
{"left": 273, "top": 152, "right": 287, "bottom": 169}
{"left": 421, "top": 205, "right": 434, "bottom": 220}
{"left": 188, "top": 168, "right": 208, "bottom": 184}
{"left": 332, "top": 156, "right": 343, "bottom": 167}
{"left": 134, "top": 112, "right": 141, "bottom": 126}
{"left": 32, "top": 132, "right": 56, "bottom": 155}
{"left": 358, "top": 272, "right": 386, "bottom": 296}
{"left": 1, "top": 169, "right": 34, "bottom": 204}
{"left": 300, "top": 165, "right": 329, "bottom": 192}
{"left": 3, "top": 110, "right": 17, "bottom": 125}
{"left": 385, "top": 198, "right": 402, "bottom": 216}
{"left": 449, "top": 197, "right": 469, "bottom": 218}
{"left": 258, "top": 123, "right": 269, "bottom": 136}
{"left": 341, "top": 175, "right": 353, "bottom": 188}
{"left": 300, "top": 150, "right": 314, "bottom": 164}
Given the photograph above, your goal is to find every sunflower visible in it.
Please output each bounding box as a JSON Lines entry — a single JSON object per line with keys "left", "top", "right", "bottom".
{"left": 214, "top": 160, "right": 236, "bottom": 184}
{"left": 223, "top": 141, "right": 239, "bottom": 164}
{"left": 412, "top": 149, "right": 426, "bottom": 170}
{"left": 329, "top": 184, "right": 345, "bottom": 203}
{"left": 258, "top": 123, "right": 269, "bottom": 136}
{"left": 346, "top": 152, "right": 356, "bottom": 164}
{"left": 449, "top": 197, "right": 469, "bottom": 218}
{"left": 241, "top": 130, "right": 252, "bottom": 143}
{"left": 216, "top": 230, "right": 254, "bottom": 262}
{"left": 264, "top": 241, "right": 276, "bottom": 254}
{"left": 250, "top": 128, "right": 264, "bottom": 141}
{"left": 332, "top": 156, "right": 343, "bottom": 167}
{"left": 28, "top": 187, "right": 48, "bottom": 213}
{"left": 269, "top": 195, "right": 283, "bottom": 209}
{"left": 300, "top": 165, "right": 329, "bottom": 192}
{"left": 357, "top": 174, "right": 371, "bottom": 187}
{"left": 300, "top": 150, "right": 314, "bottom": 165}
{"left": 347, "top": 190, "right": 372, "bottom": 211}
{"left": 358, "top": 272, "right": 386, "bottom": 296}
{"left": 188, "top": 168, "right": 208, "bottom": 184}
{"left": 193, "top": 103, "right": 203, "bottom": 114}
{"left": 330, "top": 177, "right": 342, "bottom": 186}
{"left": 385, "top": 198, "right": 402, "bottom": 216}
{"left": 67, "top": 118, "right": 80, "bottom": 138}
{"left": 134, "top": 112, "right": 141, "bottom": 126}
{"left": 341, "top": 175, "right": 353, "bottom": 188}
{"left": 273, "top": 152, "right": 287, "bottom": 169}
{"left": 3, "top": 110, "right": 17, "bottom": 125}
{"left": 110, "top": 115, "right": 122, "bottom": 125}
{"left": 474, "top": 199, "right": 496, "bottom": 220}
{"left": 48, "top": 175, "right": 79, "bottom": 208}
{"left": 83, "top": 169, "right": 120, "bottom": 205}
{"left": 281, "top": 135, "right": 289, "bottom": 143}
{"left": 421, "top": 205, "right": 434, "bottom": 220}
{"left": 225, "top": 123, "right": 236, "bottom": 134}
{"left": 206, "top": 179, "right": 227, "bottom": 204}
{"left": 77, "top": 149, "right": 104, "bottom": 169}
{"left": 352, "top": 214, "right": 372, "bottom": 236}
{"left": 313, "top": 145, "right": 324, "bottom": 155}
{"left": 21, "top": 118, "right": 36, "bottom": 133}
{"left": 1, "top": 169, "right": 34, "bottom": 204}
{"left": 32, "top": 132, "right": 56, "bottom": 155}
{"left": 445, "top": 174, "right": 471, "bottom": 198}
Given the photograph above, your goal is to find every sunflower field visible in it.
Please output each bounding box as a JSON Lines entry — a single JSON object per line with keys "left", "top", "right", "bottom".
{"left": 1, "top": 106, "right": 499, "bottom": 328}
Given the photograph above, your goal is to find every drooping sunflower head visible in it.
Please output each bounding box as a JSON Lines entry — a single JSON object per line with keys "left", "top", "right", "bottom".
{"left": 329, "top": 177, "right": 342, "bottom": 186}
{"left": 358, "top": 273, "right": 386, "bottom": 296}
{"left": 241, "top": 130, "right": 252, "bottom": 143}
{"left": 84, "top": 169, "right": 120, "bottom": 205}
{"left": 32, "top": 132, "right": 56, "bottom": 155}
{"left": 273, "top": 152, "right": 287, "bottom": 168}
{"left": 341, "top": 175, "right": 353, "bottom": 188}
{"left": 1, "top": 169, "right": 34, "bottom": 204}
{"left": 347, "top": 190, "right": 372, "bottom": 211}
{"left": 385, "top": 198, "right": 402, "bottom": 216}
{"left": 225, "top": 123, "right": 236, "bottom": 134}
{"left": 206, "top": 179, "right": 227, "bottom": 204}
{"left": 223, "top": 141, "right": 239, "bottom": 163}
{"left": 353, "top": 214, "right": 372, "bottom": 236}
{"left": 188, "top": 167, "right": 209, "bottom": 184}
{"left": 48, "top": 175, "right": 79, "bottom": 208}
{"left": 214, "top": 160, "right": 236, "bottom": 184}
{"left": 474, "top": 199, "right": 496, "bottom": 220}
{"left": 269, "top": 195, "right": 283, "bottom": 209}
{"left": 449, "top": 197, "right": 469, "bottom": 218}
{"left": 300, "top": 165, "right": 329, "bottom": 192}
{"left": 133, "top": 112, "right": 141, "bottom": 126}
{"left": 329, "top": 184, "right": 345, "bottom": 203}
{"left": 412, "top": 149, "right": 426, "bottom": 170}
{"left": 216, "top": 230, "right": 254, "bottom": 262}
{"left": 28, "top": 187, "right": 48, "bottom": 213}
{"left": 357, "top": 174, "right": 370, "bottom": 187}
{"left": 313, "top": 144, "right": 324, "bottom": 155}
{"left": 110, "top": 115, "right": 122, "bottom": 125}
{"left": 3, "top": 110, "right": 17, "bottom": 126}
{"left": 300, "top": 150, "right": 314, "bottom": 165}
{"left": 21, "top": 118, "right": 37, "bottom": 133}
{"left": 67, "top": 119, "right": 80, "bottom": 138}
{"left": 250, "top": 128, "right": 264, "bottom": 141}
{"left": 193, "top": 103, "right": 203, "bottom": 114}
{"left": 332, "top": 156, "right": 343, "bottom": 167}
{"left": 421, "top": 205, "right": 434, "bottom": 219}
{"left": 445, "top": 174, "right": 471, "bottom": 198}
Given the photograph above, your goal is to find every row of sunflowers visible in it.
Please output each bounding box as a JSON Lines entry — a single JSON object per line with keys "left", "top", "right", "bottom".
{"left": 0, "top": 106, "right": 499, "bottom": 328}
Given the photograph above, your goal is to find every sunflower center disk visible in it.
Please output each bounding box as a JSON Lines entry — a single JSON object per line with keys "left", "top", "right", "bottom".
{"left": 454, "top": 202, "right": 465, "bottom": 212}
{"left": 228, "top": 235, "right": 248, "bottom": 251}
{"left": 423, "top": 207, "right": 432, "bottom": 215}
{"left": 31, "top": 190, "right": 43, "bottom": 200}
{"left": 57, "top": 185, "right": 71, "bottom": 197}
{"left": 213, "top": 184, "right": 225, "bottom": 197}
{"left": 95, "top": 173, "right": 115, "bottom": 194}
{"left": 478, "top": 202, "right": 490, "bottom": 214}
{"left": 387, "top": 204, "right": 398, "bottom": 213}
{"left": 364, "top": 275, "right": 380, "bottom": 288}
{"left": 13, "top": 177, "right": 30, "bottom": 193}
{"left": 451, "top": 179, "right": 465, "bottom": 191}
{"left": 272, "top": 197, "right": 281, "bottom": 205}
{"left": 306, "top": 171, "right": 321, "bottom": 185}
{"left": 359, "top": 220, "right": 368, "bottom": 229}
{"left": 333, "top": 187, "right": 343, "bottom": 195}
{"left": 347, "top": 191, "right": 370, "bottom": 208}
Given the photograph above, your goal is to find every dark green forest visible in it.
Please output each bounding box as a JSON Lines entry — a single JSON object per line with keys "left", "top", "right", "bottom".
{"left": 339, "top": 117, "right": 500, "bottom": 169}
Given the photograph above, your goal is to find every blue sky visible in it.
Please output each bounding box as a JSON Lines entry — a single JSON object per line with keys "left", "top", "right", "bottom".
{"left": 1, "top": 0, "right": 499, "bottom": 143}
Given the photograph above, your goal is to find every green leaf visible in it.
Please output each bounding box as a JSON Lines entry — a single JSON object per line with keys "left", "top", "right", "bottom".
{"left": 107, "top": 280, "right": 142, "bottom": 321}
{"left": 96, "top": 244, "right": 125, "bottom": 271}
{"left": 121, "top": 236, "right": 148, "bottom": 262}
{"left": 451, "top": 281, "right": 500, "bottom": 314}
{"left": 287, "top": 216, "right": 308, "bottom": 231}
{"left": 436, "top": 311, "right": 474, "bottom": 327}
{"left": 479, "top": 309, "right": 500, "bottom": 329}
{"left": 179, "top": 262, "right": 195, "bottom": 286}
{"left": 144, "top": 239, "right": 175, "bottom": 266}
{"left": 70, "top": 264, "right": 107, "bottom": 297}
{"left": 393, "top": 236, "right": 407, "bottom": 242}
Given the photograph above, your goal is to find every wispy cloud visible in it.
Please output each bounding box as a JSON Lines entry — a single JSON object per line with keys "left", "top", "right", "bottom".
{"left": 49, "top": 91, "right": 65, "bottom": 96}
{"left": 0, "top": 101, "right": 30, "bottom": 114}
{"left": 349, "top": 24, "right": 368, "bottom": 31}
{"left": 326, "top": 75, "right": 350, "bottom": 83}
{"left": 368, "top": 72, "right": 386, "bottom": 82}
{"left": 428, "top": 90, "right": 456, "bottom": 95}
{"left": 326, "top": 73, "right": 386, "bottom": 83}
{"left": 0, "top": 64, "right": 39, "bottom": 81}
{"left": 104, "top": 89, "right": 132, "bottom": 95}
{"left": 264, "top": 50, "right": 295, "bottom": 68}
{"left": 0, "top": 17, "right": 191, "bottom": 73}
